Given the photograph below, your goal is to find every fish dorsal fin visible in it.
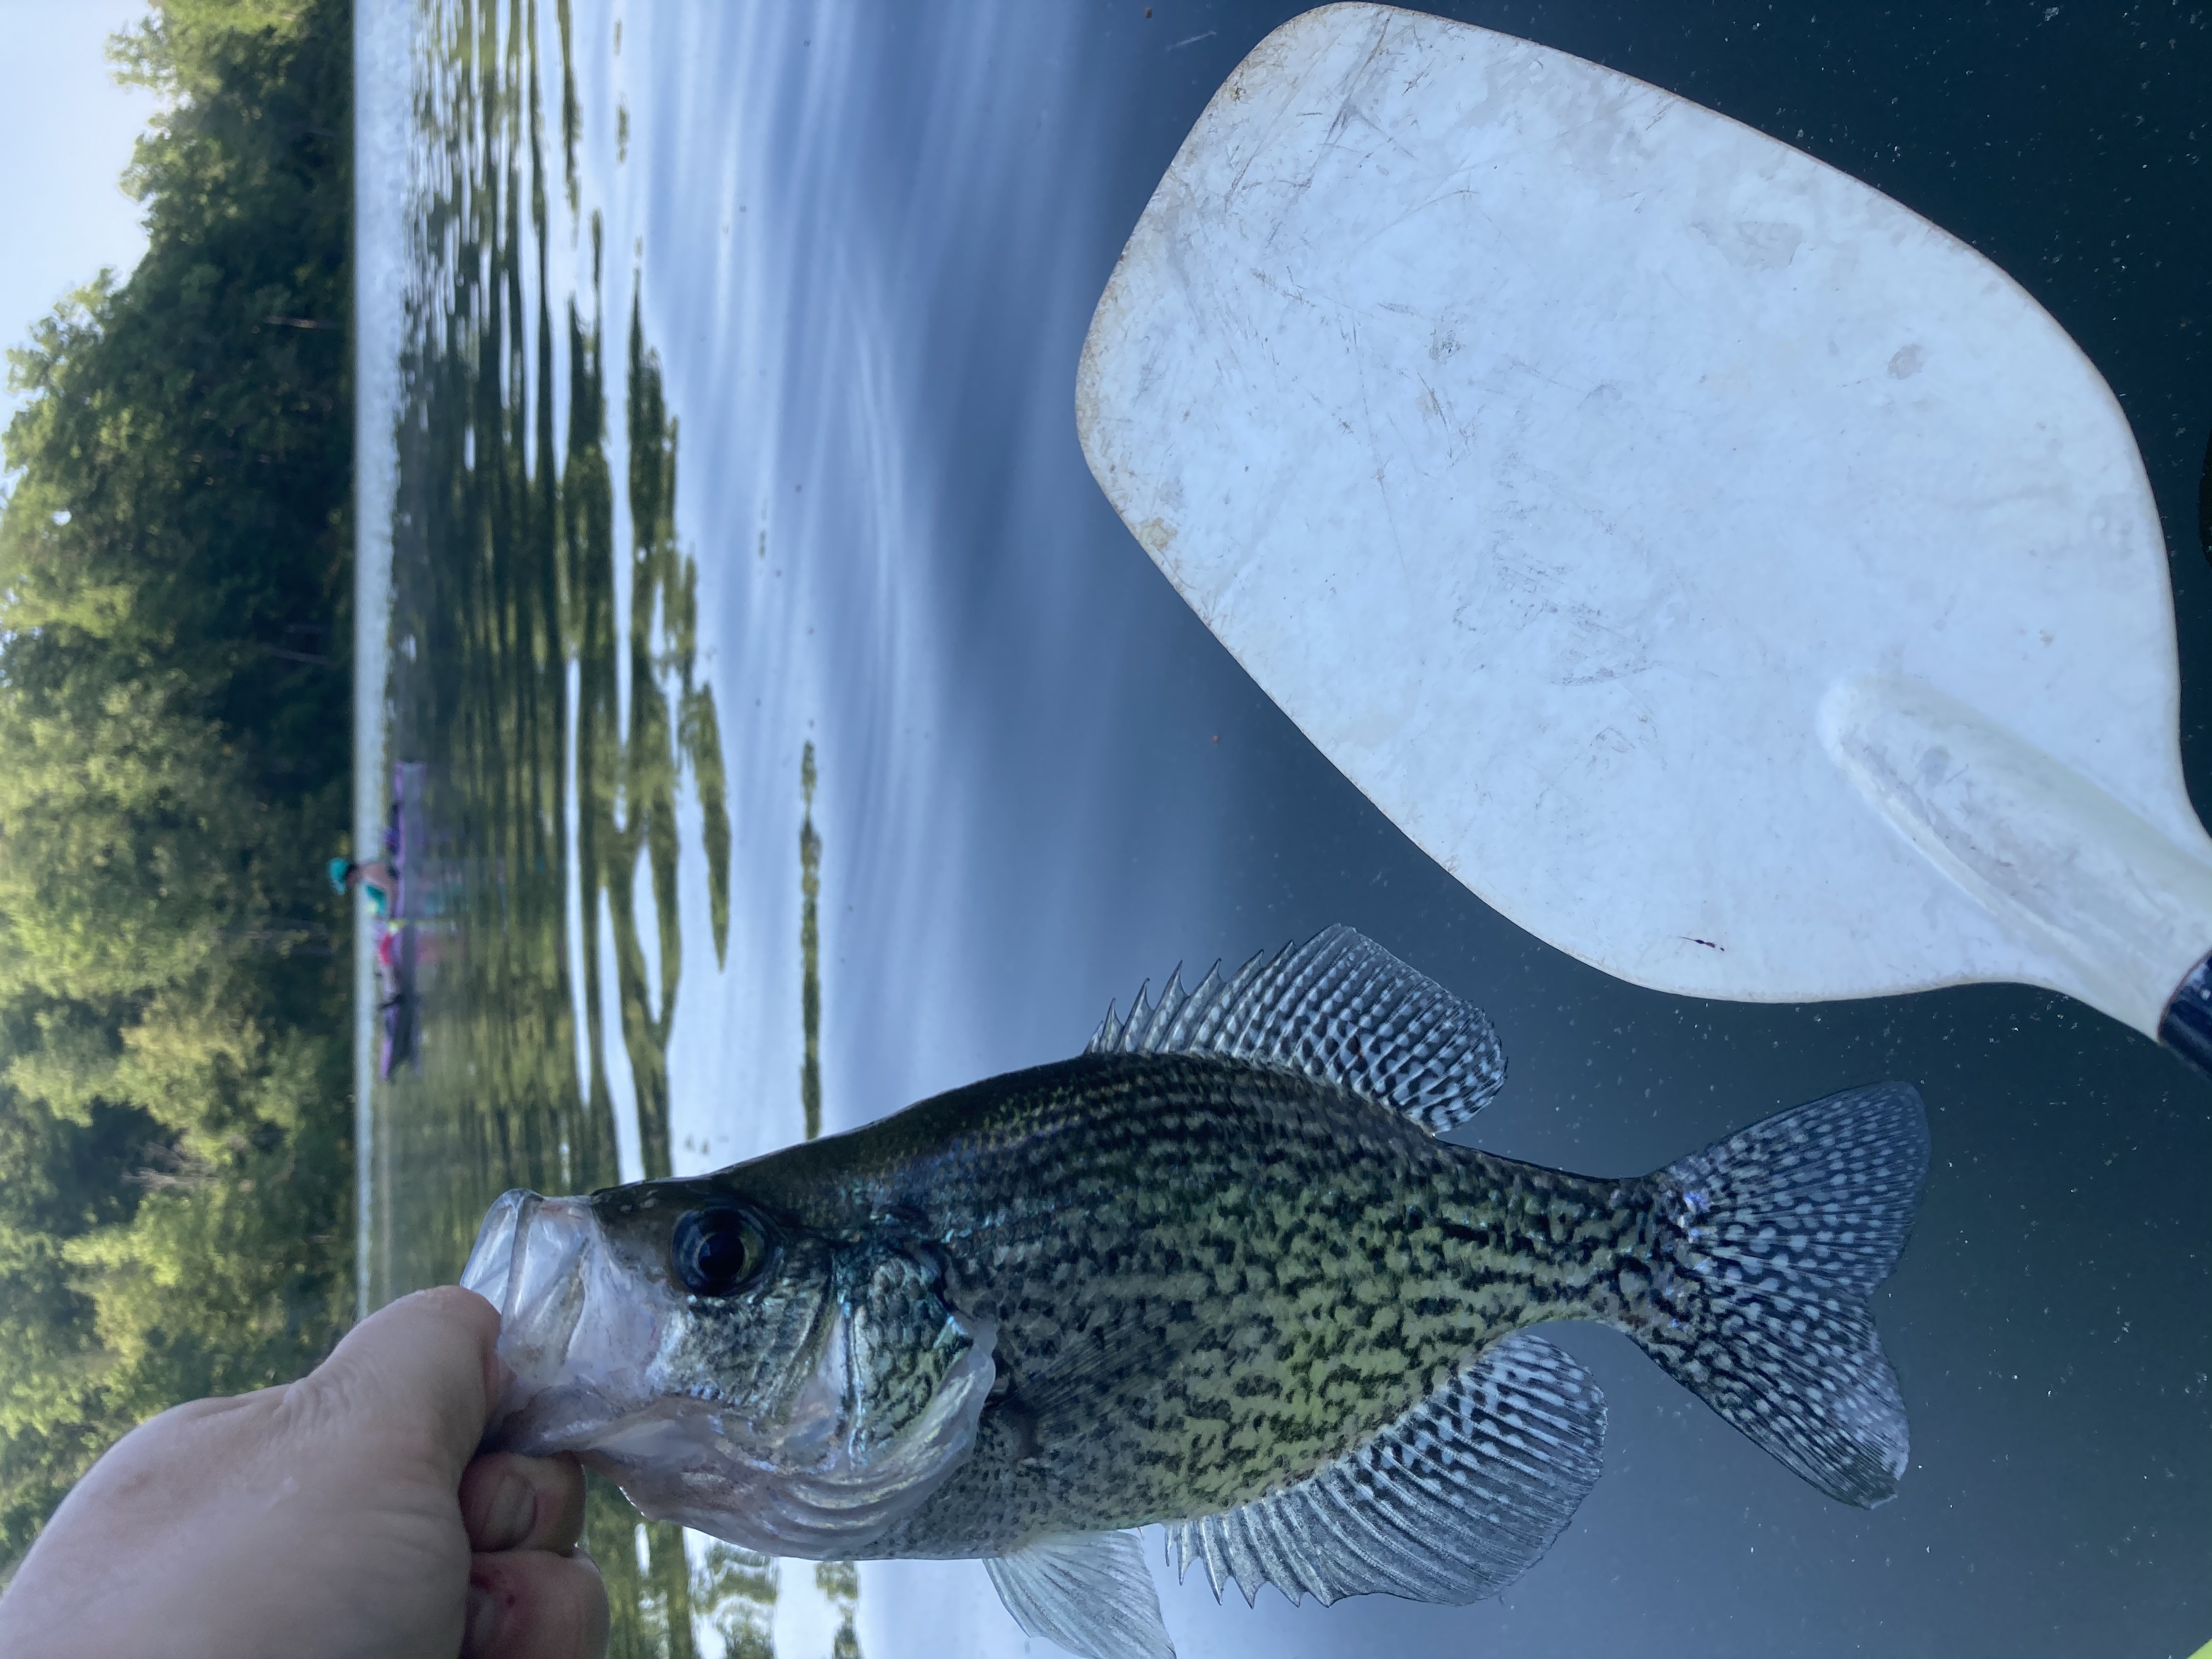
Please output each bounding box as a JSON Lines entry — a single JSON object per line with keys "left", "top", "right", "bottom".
{"left": 985, "top": 1530, "right": 1174, "bottom": 1659}
{"left": 1085, "top": 924, "right": 1505, "bottom": 1134}
{"left": 1165, "top": 1331, "right": 1605, "bottom": 1608}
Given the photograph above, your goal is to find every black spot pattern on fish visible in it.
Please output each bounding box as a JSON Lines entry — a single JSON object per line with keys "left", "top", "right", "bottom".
{"left": 804, "top": 1052, "right": 1647, "bottom": 1556}
{"left": 581, "top": 1046, "right": 1924, "bottom": 1567}
{"left": 1623, "top": 1084, "right": 1928, "bottom": 1506}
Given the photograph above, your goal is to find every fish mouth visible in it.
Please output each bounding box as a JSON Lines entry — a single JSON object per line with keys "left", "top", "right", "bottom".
{"left": 459, "top": 1188, "right": 665, "bottom": 1454}
{"left": 456, "top": 1187, "right": 1001, "bottom": 1558}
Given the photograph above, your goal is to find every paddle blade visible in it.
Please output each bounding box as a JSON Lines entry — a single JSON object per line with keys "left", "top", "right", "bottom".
{"left": 1077, "top": 3, "right": 2190, "bottom": 1006}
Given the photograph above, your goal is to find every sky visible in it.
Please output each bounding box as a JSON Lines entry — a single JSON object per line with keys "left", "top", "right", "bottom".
{"left": 0, "top": 0, "right": 160, "bottom": 447}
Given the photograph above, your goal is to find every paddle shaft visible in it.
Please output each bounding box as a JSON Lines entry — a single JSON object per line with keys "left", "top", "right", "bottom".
{"left": 1825, "top": 676, "right": 2212, "bottom": 1079}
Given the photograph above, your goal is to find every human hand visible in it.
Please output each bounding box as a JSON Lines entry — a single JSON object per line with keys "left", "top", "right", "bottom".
{"left": 0, "top": 1286, "right": 608, "bottom": 1659}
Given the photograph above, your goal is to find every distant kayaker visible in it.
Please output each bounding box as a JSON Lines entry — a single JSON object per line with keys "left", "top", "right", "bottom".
{"left": 330, "top": 856, "right": 397, "bottom": 919}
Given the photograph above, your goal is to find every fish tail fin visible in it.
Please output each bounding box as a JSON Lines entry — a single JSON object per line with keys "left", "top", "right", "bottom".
{"left": 1624, "top": 1082, "right": 1930, "bottom": 1506}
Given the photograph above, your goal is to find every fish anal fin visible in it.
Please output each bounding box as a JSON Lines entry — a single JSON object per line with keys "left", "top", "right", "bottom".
{"left": 1166, "top": 1331, "right": 1605, "bottom": 1607}
{"left": 985, "top": 1530, "right": 1174, "bottom": 1659}
{"left": 1085, "top": 924, "right": 1505, "bottom": 1134}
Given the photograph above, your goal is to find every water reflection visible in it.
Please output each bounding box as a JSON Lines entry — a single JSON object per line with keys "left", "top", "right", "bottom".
{"left": 379, "top": 0, "right": 590, "bottom": 1298}
{"left": 800, "top": 743, "right": 822, "bottom": 1141}
{"left": 696, "top": 1543, "right": 780, "bottom": 1659}
{"left": 374, "top": 1, "right": 771, "bottom": 1650}
{"left": 812, "top": 1561, "right": 861, "bottom": 1659}
{"left": 580, "top": 282, "right": 735, "bottom": 1186}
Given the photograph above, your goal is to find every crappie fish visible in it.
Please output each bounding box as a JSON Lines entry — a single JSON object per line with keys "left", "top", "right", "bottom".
{"left": 460, "top": 926, "right": 1928, "bottom": 1659}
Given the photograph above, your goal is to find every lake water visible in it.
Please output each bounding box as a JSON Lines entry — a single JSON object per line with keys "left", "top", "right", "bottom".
{"left": 352, "top": 2, "right": 2212, "bottom": 1655}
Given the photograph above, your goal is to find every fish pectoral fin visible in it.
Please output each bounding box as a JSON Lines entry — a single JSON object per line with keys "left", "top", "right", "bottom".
{"left": 985, "top": 1530, "right": 1175, "bottom": 1659}
{"left": 1003, "top": 1306, "right": 1199, "bottom": 1452}
{"left": 1167, "top": 1331, "right": 1606, "bottom": 1608}
{"left": 1086, "top": 924, "right": 1504, "bottom": 1134}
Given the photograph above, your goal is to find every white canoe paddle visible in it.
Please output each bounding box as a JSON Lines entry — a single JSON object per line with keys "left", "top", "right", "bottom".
{"left": 1076, "top": 3, "right": 2212, "bottom": 1079}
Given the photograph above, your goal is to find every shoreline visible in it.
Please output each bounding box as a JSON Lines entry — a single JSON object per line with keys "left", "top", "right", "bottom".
{"left": 351, "top": 0, "right": 410, "bottom": 1322}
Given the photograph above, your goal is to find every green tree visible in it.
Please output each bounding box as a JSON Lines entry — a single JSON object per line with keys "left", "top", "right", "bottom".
{"left": 0, "top": 0, "right": 352, "bottom": 1565}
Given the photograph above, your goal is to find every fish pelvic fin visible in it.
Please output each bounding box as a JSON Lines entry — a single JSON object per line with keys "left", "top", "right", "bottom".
{"left": 1628, "top": 1082, "right": 1931, "bottom": 1507}
{"left": 1085, "top": 924, "right": 1505, "bottom": 1134}
{"left": 1166, "top": 1330, "right": 1605, "bottom": 1608}
{"left": 986, "top": 1530, "right": 1174, "bottom": 1659}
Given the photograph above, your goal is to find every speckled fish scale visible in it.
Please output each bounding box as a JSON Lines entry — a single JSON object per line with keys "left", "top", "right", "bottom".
{"left": 495, "top": 927, "right": 1930, "bottom": 1659}
{"left": 863, "top": 1048, "right": 1641, "bottom": 1541}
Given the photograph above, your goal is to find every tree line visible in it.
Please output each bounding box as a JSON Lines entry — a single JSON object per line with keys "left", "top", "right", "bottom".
{"left": 0, "top": 0, "right": 353, "bottom": 1564}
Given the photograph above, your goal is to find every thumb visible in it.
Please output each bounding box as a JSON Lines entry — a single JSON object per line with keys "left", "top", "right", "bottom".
{"left": 303, "top": 1285, "right": 505, "bottom": 1486}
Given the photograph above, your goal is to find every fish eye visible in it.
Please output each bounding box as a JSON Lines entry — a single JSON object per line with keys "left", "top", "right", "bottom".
{"left": 671, "top": 1206, "right": 768, "bottom": 1296}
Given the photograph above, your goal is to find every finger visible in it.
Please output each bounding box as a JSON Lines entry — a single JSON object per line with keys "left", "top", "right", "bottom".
{"left": 464, "top": 1547, "right": 610, "bottom": 1659}
{"left": 295, "top": 1286, "right": 503, "bottom": 1483}
{"left": 459, "top": 1452, "right": 587, "bottom": 1554}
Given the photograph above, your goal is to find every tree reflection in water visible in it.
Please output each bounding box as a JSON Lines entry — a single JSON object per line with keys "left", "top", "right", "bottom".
{"left": 377, "top": 2, "right": 791, "bottom": 1652}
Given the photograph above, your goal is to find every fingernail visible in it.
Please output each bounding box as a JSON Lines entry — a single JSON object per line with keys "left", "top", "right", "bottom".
{"left": 464, "top": 1584, "right": 501, "bottom": 1658}
{"left": 489, "top": 1471, "right": 535, "bottom": 1548}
